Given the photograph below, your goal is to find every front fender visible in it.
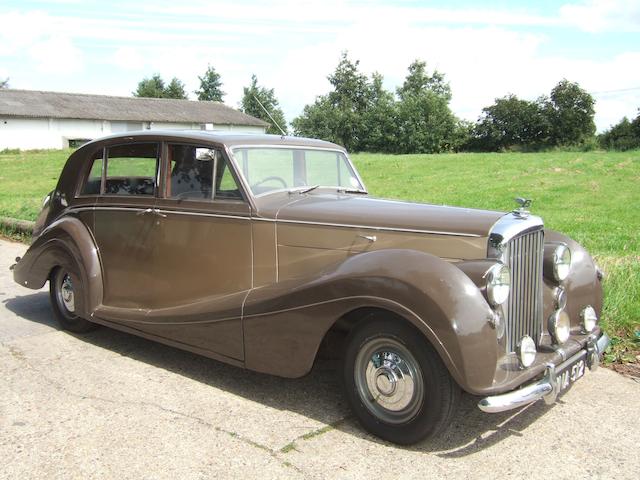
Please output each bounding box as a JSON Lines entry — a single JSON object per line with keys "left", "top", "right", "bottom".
{"left": 13, "top": 215, "right": 103, "bottom": 317}
{"left": 242, "top": 248, "right": 498, "bottom": 391}
{"left": 544, "top": 230, "right": 603, "bottom": 325}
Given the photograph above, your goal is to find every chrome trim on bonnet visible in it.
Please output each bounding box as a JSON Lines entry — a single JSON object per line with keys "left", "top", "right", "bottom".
{"left": 488, "top": 212, "right": 544, "bottom": 260}
{"left": 478, "top": 333, "right": 610, "bottom": 413}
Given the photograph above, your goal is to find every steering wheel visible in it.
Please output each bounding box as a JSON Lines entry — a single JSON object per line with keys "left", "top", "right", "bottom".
{"left": 251, "top": 176, "right": 287, "bottom": 189}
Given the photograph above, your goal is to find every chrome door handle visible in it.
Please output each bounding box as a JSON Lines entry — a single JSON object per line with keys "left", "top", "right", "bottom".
{"left": 358, "top": 235, "right": 377, "bottom": 243}
{"left": 137, "top": 208, "right": 153, "bottom": 216}
{"left": 152, "top": 209, "right": 167, "bottom": 218}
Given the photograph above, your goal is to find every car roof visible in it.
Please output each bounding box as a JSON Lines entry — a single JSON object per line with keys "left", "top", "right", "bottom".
{"left": 82, "top": 130, "right": 346, "bottom": 151}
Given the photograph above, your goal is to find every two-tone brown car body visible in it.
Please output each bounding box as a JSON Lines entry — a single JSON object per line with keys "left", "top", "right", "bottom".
{"left": 13, "top": 131, "right": 609, "bottom": 444}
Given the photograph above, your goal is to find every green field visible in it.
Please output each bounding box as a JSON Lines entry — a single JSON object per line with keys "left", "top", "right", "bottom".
{"left": 1, "top": 148, "right": 638, "bottom": 362}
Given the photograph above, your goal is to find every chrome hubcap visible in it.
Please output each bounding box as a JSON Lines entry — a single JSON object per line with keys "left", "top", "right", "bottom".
{"left": 354, "top": 338, "right": 424, "bottom": 424}
{"left": 58, "top": 273, "right": 75, "bottom": 313}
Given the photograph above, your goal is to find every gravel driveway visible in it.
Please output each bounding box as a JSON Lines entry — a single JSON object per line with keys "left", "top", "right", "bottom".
{"left": 1, "top": 238, "right": 638, "bottom": 479}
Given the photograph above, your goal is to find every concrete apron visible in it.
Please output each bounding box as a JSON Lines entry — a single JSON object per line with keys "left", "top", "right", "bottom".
{"left": 1, "top": 238, "right": 638, "bottom": 479}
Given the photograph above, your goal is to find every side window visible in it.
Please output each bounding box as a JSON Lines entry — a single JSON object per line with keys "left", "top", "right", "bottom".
{"left": 105, "top": 143, "right": 158, "bottom": 196}
{"left": 168, "top": 144, "right": 242, "bottom": 201}
{"left": 80, "top": 149, "right": 104, "bottom": 195}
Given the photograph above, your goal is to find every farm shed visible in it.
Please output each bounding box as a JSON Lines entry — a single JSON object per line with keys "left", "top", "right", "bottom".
{"left": 0, "top": 89, "right": 268, "bottom": 150}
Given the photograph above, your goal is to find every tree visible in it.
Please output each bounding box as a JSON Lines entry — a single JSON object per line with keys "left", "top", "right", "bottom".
{"left": 293, "top": 54, "right": 461, "bottom": 153}
{"left": 164, "top": 77, "right": 188, "bottom": 99}
{"left": 133, "top": 74, "right": 188, "bottom": 99}
{"left": 599, "top": 110, "right": 640, "bottom": 150}
{"left": 240, "top": 75, "right": 287, "bottom": 135}
{"left": 293, "top": 52, "right": 373, "bottom": 151}
{"left": 196, "top": 65, "right": 225, "bottom": 102}
{"left": 470, "top": 95, "right": 550, "bottom": 151}
{"left": 394, "top": 60, "right": 458, "bottom": 153}
{"left": 133, "top": 74, "right": 166, "bottom": 98}
{"left": 0, "top": 77, "right": 8, "bottom": 89}
{"left": 543, "top": 79, "right": 596, "bottom": 146}
{"left": 360, "top": 72, "right": 398, "bottom": 152}
{"left": 397, "top": 60, "right": 450, "bottom": 102}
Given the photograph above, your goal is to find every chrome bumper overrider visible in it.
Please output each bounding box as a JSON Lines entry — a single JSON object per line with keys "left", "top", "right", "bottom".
{"left": 478, "top": 333, "right": 610, "bottom": 413}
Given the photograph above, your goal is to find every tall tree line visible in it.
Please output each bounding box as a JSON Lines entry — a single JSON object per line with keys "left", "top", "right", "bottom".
{"left": 130, "top": 55, "right": 638, "bottom": 153}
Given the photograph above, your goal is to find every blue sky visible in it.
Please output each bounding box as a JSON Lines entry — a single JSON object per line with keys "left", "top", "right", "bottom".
{"left": 1, "top": 0, "right": 639, "bottom": 132}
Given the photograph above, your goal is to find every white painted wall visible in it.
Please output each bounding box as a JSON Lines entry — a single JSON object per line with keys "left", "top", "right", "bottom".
{"left": 0, "top": 117, "right": 266, "bottom": 150}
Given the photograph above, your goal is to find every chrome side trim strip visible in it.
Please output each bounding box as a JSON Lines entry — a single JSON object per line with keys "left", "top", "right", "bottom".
{"left": 263, "top": 217, "right": 481, "bottom": 237}
{"left": 67, "top": 206, "right": 252, "bottom": 222}
{"left": 67, "top": 206, "right": 482, "bottom": 237}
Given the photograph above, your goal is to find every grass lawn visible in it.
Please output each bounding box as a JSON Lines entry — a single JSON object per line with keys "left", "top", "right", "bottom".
{"left": 1, "top": 148, "right": 638, "bottom": 362}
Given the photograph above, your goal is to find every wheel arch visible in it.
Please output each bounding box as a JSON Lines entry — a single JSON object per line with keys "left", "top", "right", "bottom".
{"left": 242, "top": 248, "right": 500, "bottom": 392}
{"left": 13, "top": 216, "right": 103, "bottom": 317}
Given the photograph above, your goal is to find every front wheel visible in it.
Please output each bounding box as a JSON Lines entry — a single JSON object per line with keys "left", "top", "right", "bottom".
{"left": 50, "top": 266, "right": 97, "bottom": 333}
{"left": 342, "top": 320, "right": 459, "bottom": 445}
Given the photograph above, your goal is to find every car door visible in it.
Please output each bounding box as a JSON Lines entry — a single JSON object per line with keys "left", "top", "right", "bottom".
{"left": 92, "top": 141, "right": 161, "bottom": 310}
{"left": 134, "top": 142, "right": 252, "bottom": 361}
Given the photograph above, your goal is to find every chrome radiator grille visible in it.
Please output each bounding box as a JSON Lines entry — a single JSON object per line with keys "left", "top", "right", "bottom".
{"left": 503, "top": 229, "right": 544, "bottom": 352}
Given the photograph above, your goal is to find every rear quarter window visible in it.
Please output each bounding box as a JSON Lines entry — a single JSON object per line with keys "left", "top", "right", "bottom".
{"left": 104, "top": 143, "right": 159, "bottom": 196}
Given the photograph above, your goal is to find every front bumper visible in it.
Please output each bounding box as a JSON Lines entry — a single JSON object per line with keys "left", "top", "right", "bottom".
{"left": 478, "top": 333, "right": 610, "bottom": 413}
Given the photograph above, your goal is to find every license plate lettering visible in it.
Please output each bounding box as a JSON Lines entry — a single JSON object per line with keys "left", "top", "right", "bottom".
{"left": 558, "top": 358, "right": 585, "bottom": 393}
{"left": 570, "top": 361, "right": 585, "bottom": 382}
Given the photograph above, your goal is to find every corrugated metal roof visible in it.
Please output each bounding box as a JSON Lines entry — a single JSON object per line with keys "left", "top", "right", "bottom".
{"left": 0, "top": 89, "right": 269, "bottom": 126}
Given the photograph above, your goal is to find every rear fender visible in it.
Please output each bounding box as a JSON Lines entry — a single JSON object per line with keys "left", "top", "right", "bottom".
{"left": 13, "top": 216, "right": 103, "bottom": 317}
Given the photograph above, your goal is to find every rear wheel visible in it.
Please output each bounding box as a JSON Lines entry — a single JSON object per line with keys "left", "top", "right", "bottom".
{"left": 342, "top": 319, "right": 459, "bottom": 445}
{"left": 50, "top": 266, "right": 97, "bottom": 333}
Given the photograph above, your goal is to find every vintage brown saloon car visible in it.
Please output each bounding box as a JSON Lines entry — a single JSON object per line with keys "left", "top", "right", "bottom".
{"left": 13, "top": 131, "right": 609, "bottom": 444}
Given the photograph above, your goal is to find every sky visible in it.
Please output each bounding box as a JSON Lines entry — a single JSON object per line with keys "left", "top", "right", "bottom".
{"left": 1, "top": 0, "right": 639, "bottom": 132}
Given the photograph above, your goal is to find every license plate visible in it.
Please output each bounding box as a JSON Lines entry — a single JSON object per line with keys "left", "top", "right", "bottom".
{"left": 557, "top": 357, "right": 586, "bottom": 393}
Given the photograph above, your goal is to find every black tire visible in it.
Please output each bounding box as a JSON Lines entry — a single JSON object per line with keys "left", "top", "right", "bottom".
{"left": 342, "top": 319, "right": 459, "bottom": 445}
{"left": 49, "top": 265, "right": 98, "bottom": 333}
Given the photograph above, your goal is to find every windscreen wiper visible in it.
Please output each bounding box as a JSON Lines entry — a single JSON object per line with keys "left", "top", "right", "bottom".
{"left": 289, "top": 185, "right": 320, "bottom": 194}
{"left": 337, "top": 187, "right": 368, "bottom": 194}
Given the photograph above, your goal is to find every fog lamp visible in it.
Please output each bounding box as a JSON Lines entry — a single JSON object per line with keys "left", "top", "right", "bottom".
{"left": 580, "top": 306, "right": 598, "bottom": 333}
{"left": 549, "top": 310, "right": 571, "bottom": 344}
{"left": 517, "top": 336, "right": 537, "bottom": 368}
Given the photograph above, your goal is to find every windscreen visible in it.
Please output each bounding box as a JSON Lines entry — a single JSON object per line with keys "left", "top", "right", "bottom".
{"left": 231, "top": 147, "right": 363, "bottom": 196}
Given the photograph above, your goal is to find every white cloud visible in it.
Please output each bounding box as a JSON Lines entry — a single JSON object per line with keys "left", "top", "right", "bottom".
{"left": 0, "top": 10, "right": 84, "bottom": 75}
{"left": 560, "top": 0, "right": 640, "bottom": 33}
{"left": 2, "top": 2, "right": 638, "bottom": 131}
{"left": 29, "top": 35, "right": 84, "bottom": 74}
{"left": 109, "top": 47, "right": 146, "bottom": 71}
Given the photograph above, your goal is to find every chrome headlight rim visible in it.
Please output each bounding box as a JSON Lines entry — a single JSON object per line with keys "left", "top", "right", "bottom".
{"left": 486, "top": 263, "right": 511, "bottom": 307}
{"left": 548, "top": 310, "right": 571, "bottom": 344}
{"left": 553, "top": 286, "right": 567, "bottom": 310}
{"left": 516, "top": 335, "right": 537, "bottom": 368}
{"left": 553, "top": 244, "right": 572, "bottom": 282}
{"left": 580, "top": 305, "right": 598, "bottom": 333}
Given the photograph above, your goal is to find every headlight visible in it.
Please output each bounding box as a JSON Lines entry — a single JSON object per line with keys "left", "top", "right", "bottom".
{"left": 486, "top": 263, "right": 510, "bottom": 306}
{"left": 553, "top": 244, "right": 571, "bottom": 282}
{"left": 580, "top": 306, "right": 598, "bottom": 333}
{"left": 517, "top": 336, "right": 536, "bottom": 368}
{"left": 549, "top": 310, "right": 571, "bottom": 344}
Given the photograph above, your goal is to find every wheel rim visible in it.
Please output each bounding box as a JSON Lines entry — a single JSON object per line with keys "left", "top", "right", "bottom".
{"left": 56, "top": 272, "right": 76, "bottom": 314}
{"left": 354, "top": 337, "right": 424, "bottom": 424}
